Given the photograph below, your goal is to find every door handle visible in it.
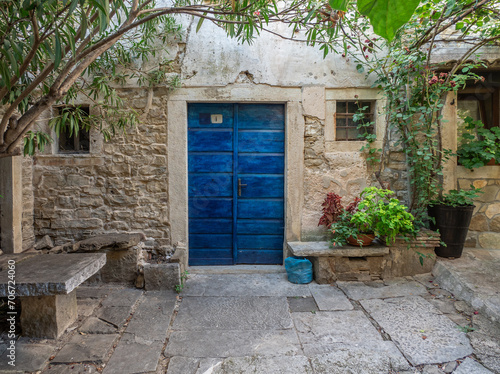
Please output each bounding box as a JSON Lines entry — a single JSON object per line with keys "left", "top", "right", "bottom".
{"left": 238, "top": 178, "right": 247, "bottom": 196}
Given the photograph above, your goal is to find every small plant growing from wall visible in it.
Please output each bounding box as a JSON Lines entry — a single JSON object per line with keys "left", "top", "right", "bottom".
{"left": 175, "top": 270, "right": 189, "bottom": 294}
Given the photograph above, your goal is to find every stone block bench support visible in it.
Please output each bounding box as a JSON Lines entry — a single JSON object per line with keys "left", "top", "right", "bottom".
{"left": 288, "top": 231, "right": 439, "bottom": 283}
{"left": 0, "top": 253, "right": 106, "bottom": 338}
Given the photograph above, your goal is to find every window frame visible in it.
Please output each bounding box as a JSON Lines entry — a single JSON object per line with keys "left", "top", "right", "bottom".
{"left": 324, "top": 89, "right": 385, "bottom": 153}
{"left": 55, "top": 105, "right": 91, "bottom": 154}
{"left": 334, "top": 100, "right": 376, "bottom": 141}
{"left": 48, "top": 104, "right": 103, "bottom": 156}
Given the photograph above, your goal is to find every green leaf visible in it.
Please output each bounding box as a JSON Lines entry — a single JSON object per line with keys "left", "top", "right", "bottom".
{"left": 357, "top": 0, "right": 421, "bottom": 41}
{"left": 81, "top": 12, "right": 88, "bottom": 37}
{"left": 328, "top": 0, "right": 350, "bottom": 11}
{"left": 68, "top": 0, "right": 79, "bottom": 15}
{"left": 196, "top": 16, "right": 205, "bottom": 33}
{"left": 54, "top": 30, "right": 62, "bottom": 69}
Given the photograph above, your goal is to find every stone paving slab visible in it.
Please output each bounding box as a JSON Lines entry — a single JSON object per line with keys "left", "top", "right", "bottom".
{"left": 360, "top": 296, "right": 472, "bottom": 365}
{"left": 413, "top": 273, "right": 436, "bottom": 288}
{"left": 102, "top": 333, "right": 163, "bottom": 374}
{"left": 166, "top": 356, "right": 314, "bottom": 374}
{"left": 124, "top": 290, "right": 176, "bottom": 342}
{"left": 292, "top": 310, "right": 383, "bottom": 355}
{"left": 76, "top": 286, "right": 115, "bottom": 299}
{"left": 165, "top": 329, "right": 302, "bottom": 358}
{"left": 181, "top": 274, "right": 312, "bottom": 297}
{"left": 0, "top": 253, "right": 106, "bottom": 297}
{"left": 95, "top": 306, "right": 132, "bottom": 328}
{"left": 308, "top": 284, "right": 353, "bottom": 310}
{"left": 100, "top": 288, "right": 143, "bottom": 307}
{"left": 79, "top": 317, "right": 117, "bottom": 334}
{"left": 337, "top": 279, "right": 428, "bottom": 300}
{"left": 173, "top": 296, "right": 293, "bottom": 330}
{"left": 468, "top": 331, "right": 500, "bottom": 373}
{"left": 309, "top": 344, "right": 411, "bottom": 374}
{"left": 287, "top": 297, "right": 319, "bottom": 312}
{"left": 52, "top": 334, "right": 118, "bottom": 364}
{"left": 77, "top": 298, "right": 101, "bottom": 318}
{"left": 433, "top": 250, "right": 500, "bottom": 324}
{"left": 454, "top": 357, "right": 494, "bottom": 374}
{"left": 44, "top": 363, "right": 99, "bottom": 373}
{"left": 0, "top": 343, "right": 55, "bottom": 373}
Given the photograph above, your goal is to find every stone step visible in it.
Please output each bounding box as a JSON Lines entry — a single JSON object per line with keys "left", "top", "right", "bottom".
{"left": 433, "top": 248, "right": 500, "bottom": 324}
{"left": 188, "top": 265, "right": 285, "bottom": 274}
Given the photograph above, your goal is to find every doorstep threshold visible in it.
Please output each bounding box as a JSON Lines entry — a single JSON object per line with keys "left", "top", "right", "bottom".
{"left": 187, "top": 265, "right": 285, "bottom": 274}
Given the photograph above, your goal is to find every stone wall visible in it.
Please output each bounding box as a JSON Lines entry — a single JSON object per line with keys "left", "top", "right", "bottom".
{"left": 301, "top": 115, "right": 372, "bottom": 240}
{"left": 457, "top": 173, "right": 500, "bottom": 249}
{"left": 22, "top": 156, "right": 35, "bottom": 251}
{"left": 377, "top": 126, "right": 410, "bottom": 205}
{"left": 33, "top": 88, "right": 170, "bottom": 251}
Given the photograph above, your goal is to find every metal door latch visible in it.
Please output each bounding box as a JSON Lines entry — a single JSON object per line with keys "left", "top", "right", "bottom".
{"left": 238, "top": 178, "right": 247, "bottom": 196}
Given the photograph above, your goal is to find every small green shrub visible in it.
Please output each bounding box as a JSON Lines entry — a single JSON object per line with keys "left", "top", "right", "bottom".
{"left": 457, "top": 117, "right": 500, "bottom": 170}
{"left": 327, "top": 187, "right": 415, "bottom": 246}
{"left": 431, "top": 185, "right": 483, "bottom": 207}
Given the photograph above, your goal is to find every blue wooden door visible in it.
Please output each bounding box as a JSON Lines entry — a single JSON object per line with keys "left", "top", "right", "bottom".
{"left": 188, "top": 103, "right": 285, "bottom": 265}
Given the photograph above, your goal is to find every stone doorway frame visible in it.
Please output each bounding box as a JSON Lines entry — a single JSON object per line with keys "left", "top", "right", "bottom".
{"left": 166, "top": 85, "right": 308, "bottom": 267}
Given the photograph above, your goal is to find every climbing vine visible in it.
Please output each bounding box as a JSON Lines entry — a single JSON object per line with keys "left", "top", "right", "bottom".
{"left": 334, "top": 0, "right": 500, "bottom": 223}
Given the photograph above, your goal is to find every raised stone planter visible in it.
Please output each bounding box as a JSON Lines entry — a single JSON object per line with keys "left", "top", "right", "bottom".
{"left": 288, "top": 231, "right": 439, "bottom": 283}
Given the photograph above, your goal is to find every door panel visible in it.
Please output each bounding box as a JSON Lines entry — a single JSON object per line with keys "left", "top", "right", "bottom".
{"left": 188, "top": 198, "right": 232, "bottom": 218}
{"left": 188, "top": 154, "right": 233, "bottom": 173}
{"left": 238, "top": 131, "right": 285, "bottom": 153}
{"left": 238, "top": 104, "right": 285, "bottom": 129}
{"left": 188, "top": 131, "right": 233, "bottom": 152}
{"left": 237, "top": 155, "right": 284, "bottom": 174}
{"left": 188, "top": 103, "right": 284, "bottom": 265}
{"left": 189, "top": 234, "right": 232, "bottom": 248}
{"left": 237, "top": 220, "right": 284, "bottom": 235}
{"left": 189, "top": 219, "right": 233, "bottom": 234}
{"left": 188, "top": 175, "right": 232, "bottom": 197}
{"left": 236, "top": 250, "right": 283, "bottom": 264}
{"left": 188, "top": 103, "right": 234, "bottom": 128}
{"left": 237, "top": 200, "right": 284, "bottom": 219}
{"left": 237, "top": 235, "right": 284, "bottom": 249}
{"left": 237, "top": 175, "right": 284, "bottom": 198}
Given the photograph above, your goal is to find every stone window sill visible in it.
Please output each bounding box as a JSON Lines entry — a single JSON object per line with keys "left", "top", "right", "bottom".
{"left": 34, "top": 155, "right": 104, "bottom": 167}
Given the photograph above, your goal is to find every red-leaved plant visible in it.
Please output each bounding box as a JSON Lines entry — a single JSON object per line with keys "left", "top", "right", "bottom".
{"left": 318, "top": 192, "right": 360, "bottom": 229}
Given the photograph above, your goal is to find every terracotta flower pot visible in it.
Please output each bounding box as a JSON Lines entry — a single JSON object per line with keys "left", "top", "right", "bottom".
{"left": 346, "top": 234, "right": 376, "bottom": 247}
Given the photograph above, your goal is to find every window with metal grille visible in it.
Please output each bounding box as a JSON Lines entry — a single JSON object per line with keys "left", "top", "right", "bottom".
{"left": 56, "top": 106, "right": 91, "bottom": 153}
{"left": 335, "top": 101, "right": 375, "bottom": 141}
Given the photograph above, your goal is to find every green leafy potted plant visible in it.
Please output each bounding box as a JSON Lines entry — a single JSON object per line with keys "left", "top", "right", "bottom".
{"left": 456, "top": 117, "right": 500, "bottom": 169}
{"left": 349, "top": 187, "right": 415, "bottom": 246}
{"left": 319, "top": 187, "right": 415, "bottom": 247}
{"left": 428, "top": 186, "right": 482, "bottom": 258}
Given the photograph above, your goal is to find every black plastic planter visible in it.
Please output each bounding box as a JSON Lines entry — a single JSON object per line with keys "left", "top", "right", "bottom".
{"left": 428, "top": 204, "right": 475, "bottom": 258}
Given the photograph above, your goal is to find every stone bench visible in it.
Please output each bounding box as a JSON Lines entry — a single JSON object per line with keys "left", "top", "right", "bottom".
{"left": 0, "top": 253, "right": 106, "bottom": 338}
{"left": 288, "top": 231, "right": 439, "bottom": 283}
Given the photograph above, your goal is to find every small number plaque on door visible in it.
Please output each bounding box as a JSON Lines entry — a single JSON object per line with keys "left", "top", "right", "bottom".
{"left": 211, "top": 114, "right": 223, "bottom": 124}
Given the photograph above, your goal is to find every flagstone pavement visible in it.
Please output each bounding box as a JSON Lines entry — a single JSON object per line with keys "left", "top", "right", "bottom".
{"left": 1, "top": 249, "right": 499, "bottom": 374}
